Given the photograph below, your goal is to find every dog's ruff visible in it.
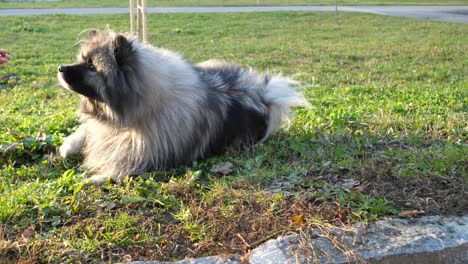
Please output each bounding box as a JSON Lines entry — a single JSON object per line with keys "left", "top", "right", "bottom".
{"left": 57, "top": 30, "right": 309, "bottom": 183}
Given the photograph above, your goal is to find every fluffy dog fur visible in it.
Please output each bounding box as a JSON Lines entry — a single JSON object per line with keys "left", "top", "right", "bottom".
{"left": 57, "top": 30, "right": 308, "bottom": 183}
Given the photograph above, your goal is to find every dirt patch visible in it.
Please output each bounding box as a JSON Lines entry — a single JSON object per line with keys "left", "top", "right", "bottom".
{"left": 149, "top": 189, "right": 350, "bottom": 261}
{"left": 358, "top": 163, "right": 468, "bottom": 215}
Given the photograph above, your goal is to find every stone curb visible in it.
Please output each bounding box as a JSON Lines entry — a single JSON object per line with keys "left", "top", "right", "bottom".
{"left": 129, "top": 215, "right": 468, "bottom": 264}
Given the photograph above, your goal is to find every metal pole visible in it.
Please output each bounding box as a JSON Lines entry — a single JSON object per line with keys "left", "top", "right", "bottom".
{"left": 130, "top": 0, "right": 148, "bottom": 43}
{"left": 129, "top": 0, "right": 135, "bottom": 35}
{"left": 137, "top": 0, "right": 142, "bottom": 39}
{"left": 141, "top": 0, "right": 148, "bottom": 43}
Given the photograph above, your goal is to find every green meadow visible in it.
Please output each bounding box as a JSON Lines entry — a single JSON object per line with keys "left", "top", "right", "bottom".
{"left": 0, "top": 11, "right": 467, "bottom": 262}
{"left": 0, "top": 0, "right": 467, "bottom": 8}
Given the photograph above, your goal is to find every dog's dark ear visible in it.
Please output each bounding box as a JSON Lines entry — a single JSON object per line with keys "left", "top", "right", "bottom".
{"left": 113, "top": 34, "right": 131, "bottom": 67}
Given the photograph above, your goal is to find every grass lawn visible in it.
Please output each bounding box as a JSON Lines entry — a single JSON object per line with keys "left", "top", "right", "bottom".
{"left": 0, "top": 0, "right": 467, "bottom": 9}
{"left": 0, "top": 11, "right": 467, "bottom": 263}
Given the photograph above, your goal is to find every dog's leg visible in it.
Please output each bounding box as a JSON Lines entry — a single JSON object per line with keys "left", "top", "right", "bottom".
{"left": 59, "top": 125, "right": 86, "bottom": 158}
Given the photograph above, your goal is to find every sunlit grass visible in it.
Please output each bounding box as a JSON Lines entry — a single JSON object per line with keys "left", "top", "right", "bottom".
{"left": 0, "top": 11, "right": 466, "bottom": 262}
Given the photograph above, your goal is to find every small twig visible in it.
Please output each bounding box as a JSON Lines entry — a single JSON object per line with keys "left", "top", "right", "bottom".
{"left": 248, "top": 229, "right": 288, "bottom": 249}
{"left": 236, "top": 233, "right": 251, "bottom": 249}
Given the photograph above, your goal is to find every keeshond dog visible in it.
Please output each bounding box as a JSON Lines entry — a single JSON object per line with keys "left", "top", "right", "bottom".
{"left": 57, "top": 30, "right": 308, "bottom": 183}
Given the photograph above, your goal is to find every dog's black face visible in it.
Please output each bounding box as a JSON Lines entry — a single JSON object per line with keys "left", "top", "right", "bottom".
{"left": 57, "top": 61, "right": 104, "bottom": 101}
{"left": 58, "top": 31, "right": 137, "bottom": 119}
{"left": 57, "top": 32, "right": 132, "bottom": 101}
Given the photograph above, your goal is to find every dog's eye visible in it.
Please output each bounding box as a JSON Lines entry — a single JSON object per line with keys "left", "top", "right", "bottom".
{"left": 86, "top": 59, "right": 96, "bottom": 72}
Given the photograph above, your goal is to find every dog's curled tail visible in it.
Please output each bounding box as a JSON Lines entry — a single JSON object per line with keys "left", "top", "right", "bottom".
{"left": 261, "top": 77, "right": 309, "bottom": 143}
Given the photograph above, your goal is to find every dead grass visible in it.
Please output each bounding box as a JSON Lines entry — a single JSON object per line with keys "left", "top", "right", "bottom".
{"left": 0, "top": 185, "right": 357, "bottom": 262}
{"left": 359, "top": 164, "right": 467, "bottom": 215}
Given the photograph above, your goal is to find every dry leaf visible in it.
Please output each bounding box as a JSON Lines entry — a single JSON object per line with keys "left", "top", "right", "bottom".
{"left": 18, "top": 256, "right": 38, "bottom": 264}
{"left": 122, "top": 254, "right": 132, "bottom": 262}
{"left": 1, "top": 142, "right": 22, "bottom": 156}
{"left": 21, "top": 225, "right": 35, "bottom": 239}
{"left": 35, "top": 131, "right": 47, "bottom": 141}
{"left": 336, "top": 208, "right": 350, "bottom": 224}
{"left": 210, "top": 162, "right": 234, "bottom": 175}
{"left": 341, "top": 179, "right": 360, "bottom": 189}
{"left": 8, "top": 129, "right": 25, "bottom": 139}
{"left": 292, "top": 214, "right": 305, "bottom": 227}
{"left": 398, "top": 210, "right": 425, "bottom": 217}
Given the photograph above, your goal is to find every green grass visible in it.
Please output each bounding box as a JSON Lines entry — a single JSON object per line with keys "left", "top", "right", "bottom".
{"left": 0, "top": 11, "right": 467, "bottom": 263}
{"left": 0, "top": 0, "right": 467, "bottom": 9}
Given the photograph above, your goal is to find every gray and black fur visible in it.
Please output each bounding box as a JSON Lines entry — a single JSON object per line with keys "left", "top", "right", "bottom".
{"left": 57, "top": 30, "right": 308, "bottom": 183}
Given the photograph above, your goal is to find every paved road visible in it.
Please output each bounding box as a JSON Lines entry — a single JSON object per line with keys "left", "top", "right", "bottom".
{"left": 0, "top": 6, "right": 467, "bottom": 23}
{"left": 341, "top": 6, "right": 468, "bottom": 23}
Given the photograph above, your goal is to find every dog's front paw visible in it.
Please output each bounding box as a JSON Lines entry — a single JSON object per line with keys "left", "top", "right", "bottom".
{"left": 83, "top": 174, "right": 113, "bottom": 184}
{"left": 59, "top": 142, "right": 75, "bottom": 159}
{"left": 83, "top": 172, "right": 129, "bottom": 184}
{"left": 59, "top": 136, "right": 84, "bottom": 159}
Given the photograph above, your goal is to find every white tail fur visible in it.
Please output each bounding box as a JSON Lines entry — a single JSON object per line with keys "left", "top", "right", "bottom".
{"left": 260, "top": 77, "right": 309, "bottom": 143}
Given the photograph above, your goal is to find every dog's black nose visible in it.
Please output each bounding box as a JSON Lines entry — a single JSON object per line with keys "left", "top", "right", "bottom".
{"left": 58, "top": 65, "right": 65, "bottom": 72}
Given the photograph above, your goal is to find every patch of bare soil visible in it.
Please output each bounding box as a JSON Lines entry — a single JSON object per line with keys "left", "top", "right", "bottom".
{"left": 358, "top": 162, "right": 468, "bottom": 215}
